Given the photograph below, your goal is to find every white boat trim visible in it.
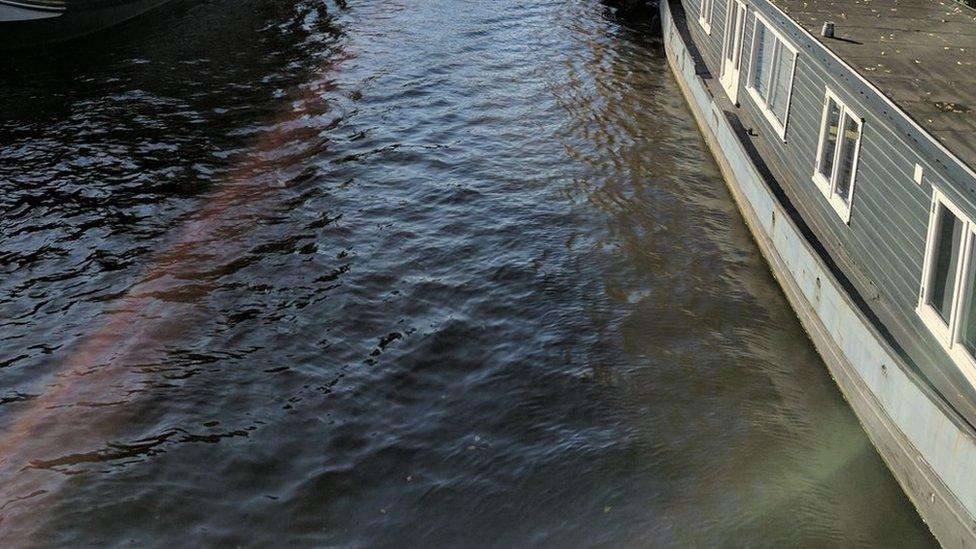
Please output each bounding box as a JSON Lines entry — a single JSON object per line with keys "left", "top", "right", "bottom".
{"left": 662, "top": 0, "right": 976, "bottom": 545}
{"left": 0, "top": 0, "right": 63, "bottom": 22}
{"left": 0, "top": 0, "right": 65, "bottom": 12}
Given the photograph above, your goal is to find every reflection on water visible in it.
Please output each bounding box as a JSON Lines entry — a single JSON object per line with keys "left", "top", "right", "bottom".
{"left": 0, "top": 0, "right": 934, "bottom": 546}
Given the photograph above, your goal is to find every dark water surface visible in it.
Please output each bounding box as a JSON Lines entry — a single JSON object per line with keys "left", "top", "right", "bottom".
{"left": 0, "top": 0, "right": 936, "bottom": 546}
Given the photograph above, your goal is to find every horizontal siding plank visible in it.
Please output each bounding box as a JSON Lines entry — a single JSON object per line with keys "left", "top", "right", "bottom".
{"left": 679, "top": 0, "right": 976, "bottom": 423}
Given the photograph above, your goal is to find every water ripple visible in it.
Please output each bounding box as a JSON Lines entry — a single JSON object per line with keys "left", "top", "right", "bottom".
{"left": 0, "top": 0, "right": 934, "bottom": 547}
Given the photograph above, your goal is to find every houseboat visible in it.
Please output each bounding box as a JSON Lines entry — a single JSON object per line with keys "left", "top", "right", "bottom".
{"left": 661, "top": 0, "right": 976, "bottom": 545}
{"left": 0, "top": 0, "right": 169, "bottom": 48}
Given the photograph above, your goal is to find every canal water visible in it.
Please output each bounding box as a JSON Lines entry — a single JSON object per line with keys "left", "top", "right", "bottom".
{"left": 0, "top": 0, "right": 936, "bottom": 546}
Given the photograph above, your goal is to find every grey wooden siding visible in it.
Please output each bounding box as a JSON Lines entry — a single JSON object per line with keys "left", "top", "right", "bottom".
{"left": 680, "top": 0, "right": 976, "bottom": 424}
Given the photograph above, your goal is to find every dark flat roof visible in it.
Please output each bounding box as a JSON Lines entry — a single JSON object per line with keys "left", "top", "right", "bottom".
{"left": 769, "top": 0, "right": 976, "bottom": 172}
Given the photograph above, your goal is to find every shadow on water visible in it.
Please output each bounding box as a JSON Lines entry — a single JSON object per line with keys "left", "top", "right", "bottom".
{"left": 0, "top": 0, "right": 937, "bottom": 546}
{"left": 600, "top": 0, "right": 661, "bottom": 32}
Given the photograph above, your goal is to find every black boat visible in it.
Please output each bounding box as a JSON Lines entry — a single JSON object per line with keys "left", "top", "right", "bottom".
{"left": 0, "top": 0, "right": 170, "bottom": 49}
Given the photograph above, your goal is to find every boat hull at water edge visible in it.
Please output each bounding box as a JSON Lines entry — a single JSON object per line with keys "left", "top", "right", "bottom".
{"left": 660, "top": 0, "right": 976, "bottom": 546}
{"left": 0, "top": 0, "right": 170, "bottom": 50}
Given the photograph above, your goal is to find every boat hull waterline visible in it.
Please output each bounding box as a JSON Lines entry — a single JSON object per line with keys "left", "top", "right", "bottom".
{"left": 661, "top": 0, "right": 976, "bottom": 546}
{"left": 0, "top": 0, "right": 170, "bottom": 49}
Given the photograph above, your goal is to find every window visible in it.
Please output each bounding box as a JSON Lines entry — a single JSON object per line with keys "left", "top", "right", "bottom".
{"left": 745, "top": 12, "right": 797, "bottom": 140}
{"left": 918, "top": 190, "right": 976, "bottom": 384}
{"left": 698, "top": 0, "right": 713, "bottom": 33}
{"left": 812, "top": 88, "right": 863, "bottom": 223}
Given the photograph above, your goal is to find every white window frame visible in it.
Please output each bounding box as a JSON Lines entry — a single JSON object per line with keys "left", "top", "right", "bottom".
{"left": 698, "top": 0, "right": 713, "bottom": 34}
{"left": 811, "top": 87, "right": 863, "bottom": 224}
{"left": 917, "top": 190, "right": 976, "bottom": 386}
{"left": 744, "top": 11, "right": 798, "bottom": 141}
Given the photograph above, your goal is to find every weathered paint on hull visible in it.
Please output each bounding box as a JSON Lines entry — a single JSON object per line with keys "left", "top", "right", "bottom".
{"left": 660, "top": 0, "right": 976, "bottom": 546}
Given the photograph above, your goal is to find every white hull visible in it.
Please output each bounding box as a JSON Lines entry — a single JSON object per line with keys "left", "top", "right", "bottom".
{"left": 660, "top": 0, "right": 976, "bottom": 546}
